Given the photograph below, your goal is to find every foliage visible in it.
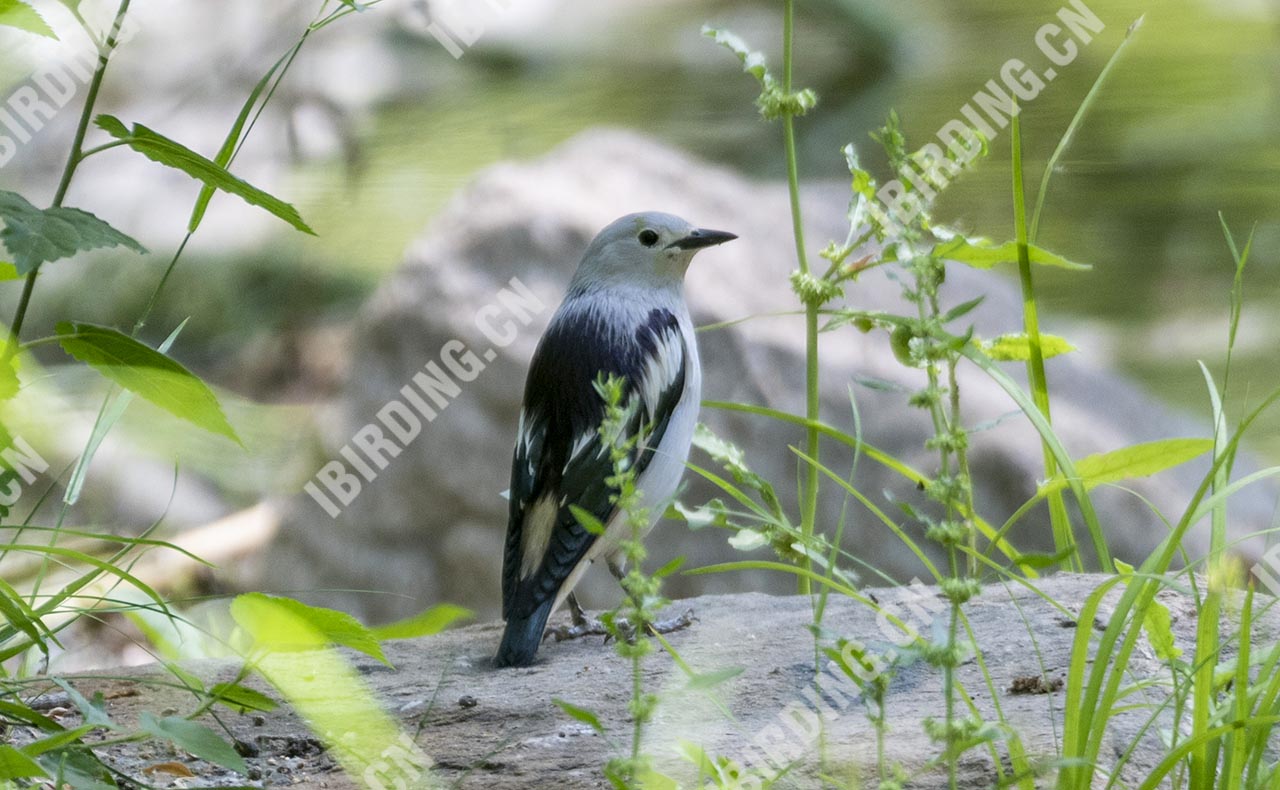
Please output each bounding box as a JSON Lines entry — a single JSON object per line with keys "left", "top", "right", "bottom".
{"left": 0, "top": 2, "right": 474, "bottom": 788}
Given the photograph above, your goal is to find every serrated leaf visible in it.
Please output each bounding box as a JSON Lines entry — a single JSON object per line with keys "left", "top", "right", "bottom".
{"left": 371, "top": 604, "right": 472, "bottom": 641}
{"left": 209, "top": 682, "right": 277, "bottom": 714}
{"left": 982, "top": 333, "right": 1076, "bottom": 361}
{"left": 0, "top": 0, "right": 55, "bottom": 38}
{"left": 553, "top": 699, "right": 605, "bottom": 736}
{"left": 1039, "top": 439, "right": 1214, "bottom": 495}
{"left": 95, "top": 116, "right": 314, "bottom": 235}
{"left": 55, "top": 322, "right": 240, "bottom": 444}
{"left": 933, "top": 236, "right": 1090, "bottom": 271}
{"left": 139, "top": 712, "right": 247, "bottom": 774}
{"left": 231, "top": 592, "right": 388, "bottom": 665}
{"left": 189, "top": 53, "right": 287, "bottom": 232}
{"left": 0, "top": 191, "right": 146, "bottom": 274}
{"left": 0, "top": 744, "right": 47, "bottom": 779}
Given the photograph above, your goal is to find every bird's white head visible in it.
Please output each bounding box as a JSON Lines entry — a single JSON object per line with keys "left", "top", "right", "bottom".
{"left": 569, "top": 211, "right": 736, "bottom": 293}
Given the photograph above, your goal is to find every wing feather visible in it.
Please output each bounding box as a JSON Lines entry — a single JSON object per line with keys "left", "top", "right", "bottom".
{"left": 502, "top": 304, "right": 687, "bottom": 619}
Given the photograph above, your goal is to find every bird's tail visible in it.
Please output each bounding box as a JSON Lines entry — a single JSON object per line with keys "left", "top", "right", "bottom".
{"left": 494, "top": 598, "right": 555, "bottom": 668}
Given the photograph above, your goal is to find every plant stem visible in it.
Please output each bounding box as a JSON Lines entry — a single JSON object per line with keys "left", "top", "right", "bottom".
{"left": 782, "top": 0, "right": 820, "bottom": 596}
{"left": 3, "top": 0, "right": 133, "bottom": 362}
{"left": 1010, "top": 104, "right": 1081, "bottom": 572}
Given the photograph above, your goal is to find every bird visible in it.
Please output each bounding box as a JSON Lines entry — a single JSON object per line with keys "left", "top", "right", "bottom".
{"left": 494, "top": 212, "right": 737, "bottom": 668}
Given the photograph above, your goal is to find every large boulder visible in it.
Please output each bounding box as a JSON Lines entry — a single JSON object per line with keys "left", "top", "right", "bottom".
{"left": 263, "top": 129, "right": 1271, "bottom": 623}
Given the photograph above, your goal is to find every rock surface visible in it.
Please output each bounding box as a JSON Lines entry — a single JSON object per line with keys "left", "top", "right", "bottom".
{"left": 12, "top": 575, "right": 1267, "bottom": 788}
{"left": 263, "top": 129, "right": 1272, "bottom": 625}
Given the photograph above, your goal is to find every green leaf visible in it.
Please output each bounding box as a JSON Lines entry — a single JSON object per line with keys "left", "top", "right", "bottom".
{"left": 1115, "top": 560, "right": 1182, "bottom": 661}
{"left": 672, "top": 499, "right": 730, "bottom": 531}
{"left": 188, "top": 54, "right": 287, "bottom": 232}
{"left": 0, "top": 355, "right": 17, "bottom": 399}
{"left": 0, "top": 190, "right": 146, "bottom": 274}
{"left": 728, "top": 528, "right": 768, "bottom": 552}
{"left": 570, "top": 504, "right": 606, "bottom": 536}
{"left": 21, "top": 724, "right": 97, "bottom": 757}
{"left": 95, "top": 116, "right": 314, "bottom": 235}
{"left": 692, "top": 423, "right": 782, "bottom": 514}
{"left": 0, "top": 744, "right": 47, "bottom": 779}
{"left": 933, "top": 235, "right": 1090, "bottom": 271}
{"left": 0, "top": 700, "right": 60, "bottom": 731}
{"left": 1011, "top": 545, "right": 1079, "bottom": 569}
{"left": 943, "top": 296, "right": 985, "bottom": 323}
{"left": 701, "top": 26, "right": 774, "bottom": 89}
{"left": 139, "top": 712, "right": 247, "bottom": 773}
{"left": 0, "top": 262, "right": 20, "bottom": 279}
{"left": 55, "top": 322, "right": 240, "bottom": 444}
{"left": 371, "top": 604, "right": 473, "bottom": 641}
{"left": 50, "top": 679, "right": 114, "bottom": 729}
{"left": 35, "top": 747, "right": 115, "bottom": 790}
{"left": 0, "top": 0, "right": 55, "bottom": 38}
{"left": 0, "top": 579, "right": 49, "bottom": 650}
{"left": 231, "top": 592, "right": 388, "bottom": 665}
{"left": 209, "top": 682, "right": 277, "bottom": 714}
{"left": 64, "top": 320, "right": 188, "bottom": 505}
{"left": 552, "top": 699, "right": 606, "bottom": 736}
{"left": 684, "top": 666, "right": 744, "bottom": 691}
{"left": 982, "top": 333, "right": 1077, "bottom": 361}
{"left": 651, "top": 556, "right": 686, "bottom": 579}
{"left": 1039, "top": 438, "right": 1214, "bottom": 495}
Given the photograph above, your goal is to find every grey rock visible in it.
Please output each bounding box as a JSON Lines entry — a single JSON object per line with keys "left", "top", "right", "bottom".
{"left": 19, "top": 576, "right": 1270, "bottom": 788}
{"left": 264, "top": 129, "right": 1273, "bottom": 624}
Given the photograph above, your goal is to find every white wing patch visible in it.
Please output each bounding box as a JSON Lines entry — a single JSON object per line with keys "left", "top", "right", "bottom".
{"left": 516, "top": 408, "right": 540, "bottom": 479}
{"left": 567, "top": 429, "right": 595, "bottom": 463}
{"left": 637, "top": 321, "right": 685, "bottom": 426}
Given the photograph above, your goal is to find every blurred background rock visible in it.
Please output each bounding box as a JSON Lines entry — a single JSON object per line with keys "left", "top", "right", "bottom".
{"left": 0, "top": 0, "right": 1275, "bottom": 665}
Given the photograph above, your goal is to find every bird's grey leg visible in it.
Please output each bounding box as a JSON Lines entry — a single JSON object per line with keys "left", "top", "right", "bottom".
{"left": 545, "top": 592, "right": 610, "bottom": 642}
{"left": 608, "top": 553, "right": 697, "bottom": 637}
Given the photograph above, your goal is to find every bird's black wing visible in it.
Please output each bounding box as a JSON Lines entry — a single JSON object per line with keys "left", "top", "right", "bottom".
{"left": 502, "top": 304, "right": 687, "bottom": 620}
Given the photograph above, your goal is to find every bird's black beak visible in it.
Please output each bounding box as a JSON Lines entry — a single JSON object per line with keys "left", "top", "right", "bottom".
{"left": 669, "top": 228, "right": 738, "bottom": 250}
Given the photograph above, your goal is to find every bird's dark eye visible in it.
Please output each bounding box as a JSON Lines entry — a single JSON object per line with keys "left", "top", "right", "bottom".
{"left": 638, "top": 229, "right": 660, "bottom": 247}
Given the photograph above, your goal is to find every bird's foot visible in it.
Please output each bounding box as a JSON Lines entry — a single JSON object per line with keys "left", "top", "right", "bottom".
{"left": 649, "top": 607, "right": 698, "bottom": 635}
{"left": 545, "top": 617, "right": 610, "bottom": 642}
{"left": 607, "top": 608, "right": 699, "bottom": 644}
{"left": 546, "top": 593, "right": 611, "bottom": 642}
{"left": 545, "top": 608, "right": 698, "bottom": 644}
